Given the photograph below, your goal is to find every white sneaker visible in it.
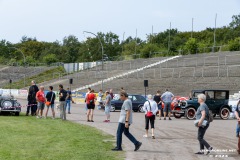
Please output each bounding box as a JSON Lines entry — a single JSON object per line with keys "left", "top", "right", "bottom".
{"left": 36, "top": 116, "right": 40, "bottom": 119}
{"left": 52, "top": 117, "right": 55, "bottom": 120}
{"left": 143, "top": 135, "right": 148, "bottom": 138}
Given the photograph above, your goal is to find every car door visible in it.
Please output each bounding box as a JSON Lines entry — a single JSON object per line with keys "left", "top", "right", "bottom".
{"left": 113, "top": 98, "right": 123, "bottom": 110}
{"left": 205, "top": 91, "right": 216, "bottom": 112}
{"left": 213, "top": 91, "right": 227, "bottom": 112}
{"left": 130, "top": 95, "right": 138, "bottom": 110}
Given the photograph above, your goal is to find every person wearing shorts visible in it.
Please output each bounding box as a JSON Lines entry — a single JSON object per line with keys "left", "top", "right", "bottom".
{"left": 45, "top": 86, "right": 56, "bottom": 119}
{"left": 36, "top": 86, "right": 46, "bottom": 119}
{"left": 104, "top": 91, "right": 112, "bottom": 122}
{"left": 86, "top": 89, "right": 96, "bottom": 122}
{"left": 161, "top": 89, "right": 174, "bottom": 120}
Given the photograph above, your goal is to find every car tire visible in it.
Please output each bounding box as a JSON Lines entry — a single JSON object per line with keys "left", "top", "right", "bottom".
{"left": 110, "top": 105, "right": 116, "bottom": 112}
{"left": 173, "top": 106, "right": 183, "bottom": 119}
{"left": 138, "top": 105, "right": 144, "bottom": 113}
{"left": 219, "top": 107, "right": 230, "bottom": 120}
{"left": 186, "top": 107, "right": 196, "bottom": 120}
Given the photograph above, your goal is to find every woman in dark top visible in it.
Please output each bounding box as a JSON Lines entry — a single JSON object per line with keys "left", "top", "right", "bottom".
{"left": 195, "top": 93, "right": 213, "bottom": 155}
{"left": 153, "top": 90, "right": 162, "bottom": 120}
{"left": 45, "top": 86, "right": 56, "bottom": 119}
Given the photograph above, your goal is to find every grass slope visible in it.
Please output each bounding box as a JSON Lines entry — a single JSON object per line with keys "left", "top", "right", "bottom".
{"left": 0, "top": 115, "right": 122, "bottom": 160}
{"left": 3, "top": 67, "right": 66, "bottom": 89}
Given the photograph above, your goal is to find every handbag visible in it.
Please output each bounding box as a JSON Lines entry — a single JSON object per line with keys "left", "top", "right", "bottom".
{"left": 45, "top": 92, "right": 54, "bottom": 106}
{"left": 194, "top": 119, "right": 208, "bottom": 127}
{"left": 146, "top": 101, "right": 154, "bottom": 118}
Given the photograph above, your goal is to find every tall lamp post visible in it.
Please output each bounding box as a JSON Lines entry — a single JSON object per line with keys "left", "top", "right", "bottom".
{"left": 83, "top": 31, "right": 104, "bottom": 89}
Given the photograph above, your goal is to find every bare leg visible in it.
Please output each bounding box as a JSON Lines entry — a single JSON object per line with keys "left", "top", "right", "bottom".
{"left": 87, "top": 109, "right": 90, "bottom": 121}
{"left": 164, "top": 112, "right": 167, "bottom": 118}
{"left": 145, "top": 129, "right": 148, "bottom": 137}
{"left": 45, "top": 108, "right": 49, "bottom": 118}
{"left": 151, "top": 128, "right": 154, "bottom": 136}
{"left": 91, "top": 109, "right": 94, "bottom": 121}
{"left": 51, "top": 108, "right": 55, "bottom": 118}
{"left": 159, "top": 110, "right": 161, "bottom": 119}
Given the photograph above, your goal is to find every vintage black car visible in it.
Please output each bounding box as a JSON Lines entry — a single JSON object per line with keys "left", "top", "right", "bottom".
{"left": 174, "top": 90, "right": 231, "bottom": 120}
{"left": 0, "top": 94, "right": 21, "bottom": 116}
{"left": 110, "top": 94, "right": 147, "bottom": 112}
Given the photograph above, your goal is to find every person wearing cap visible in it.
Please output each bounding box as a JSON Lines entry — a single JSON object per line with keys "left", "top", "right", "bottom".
{"left": 161, "top": 89, "right": 174, "bottom": 120}
{"left": 103, "top": 91, "right": 112, "bottom": 122}
{"left": 143, "top": 95, "right": 158, "bottom": 139}
{"left": 112, "top": 91, "right": 142, "bottom": 152}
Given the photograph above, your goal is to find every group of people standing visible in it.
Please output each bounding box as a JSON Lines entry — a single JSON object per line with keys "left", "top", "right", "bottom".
{"left": 85, "top": 88, "right": 114, "bottom": 122}
{"left": 27, "top": 81, "right": 74, "bottom": 120}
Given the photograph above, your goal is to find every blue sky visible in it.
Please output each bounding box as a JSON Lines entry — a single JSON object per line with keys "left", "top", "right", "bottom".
{"left": 0, "top": 0, "right": 239, "bottom": 43}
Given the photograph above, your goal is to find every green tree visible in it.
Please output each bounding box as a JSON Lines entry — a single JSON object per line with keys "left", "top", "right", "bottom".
{"left": 184, "top": 38, "right": 198, "bottom": 54}
{"left": 43, "top": 54, "right": 59, "bottom": 65}
{"left": 229, "top": 14, "right": 240, "bottom": 28}
{"left": 228, "top": 37, "right": 240, "bottom": 51}
{"left": 140, "top": 43, "right": 160, "bottom": 58}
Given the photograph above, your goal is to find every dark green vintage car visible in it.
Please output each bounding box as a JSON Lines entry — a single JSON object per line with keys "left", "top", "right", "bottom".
{"left": 175, "top": 90, "right": 232, "bottom": 120}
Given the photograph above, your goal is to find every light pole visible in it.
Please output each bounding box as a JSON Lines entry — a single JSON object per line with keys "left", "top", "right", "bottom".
{"left": 168, "top": 22, "right": 171, "bottom": 53}
{"left": 213, "top": 14, "right": 217, "bottom": 52}
{"left": 122, "top": 32, "right": 125, "bottom": 54}
{"left": 83, "top": 31, "right": 104, "bottom": 89}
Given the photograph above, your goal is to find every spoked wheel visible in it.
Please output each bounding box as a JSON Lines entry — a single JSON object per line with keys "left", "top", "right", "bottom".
{"left": 186, "top": 107, "right": 196, "bottom": 120}
{"left": 219, "top": 107, "right": 230, "bottom": 120}
{"left": 173, "top": 107, "right": 183, "bottom": 119}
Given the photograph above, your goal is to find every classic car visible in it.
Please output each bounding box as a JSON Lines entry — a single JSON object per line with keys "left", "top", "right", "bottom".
{"left": 173, "top": 90, "right": 231, "bottom": 120}
{"left": 0, "top": 91, "right": 21, "bottom": 116}
{"left": 110, "top": 94, "right": 147, "bottom": 112}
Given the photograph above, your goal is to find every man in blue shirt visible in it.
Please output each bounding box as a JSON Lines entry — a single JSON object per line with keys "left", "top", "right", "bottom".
{"left": 161, "top": 89, "right": 174, "bottom": 120}
{"left": 66, "top": 88, "right": 74, "bottom": 114}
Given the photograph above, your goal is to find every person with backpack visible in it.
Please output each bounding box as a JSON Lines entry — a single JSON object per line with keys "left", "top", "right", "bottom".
{"left": 143, "top": 95, "right": 158, "bottom": 139}
{"left": 45, "top": 86, "right": 56, "bottom": 119}
{"left": 195, "top": 93, "right": 213, "bottom": 155}
{"left": 59, "top": 84, "right": 68, "bottom": 120}
{"left": 86, "top": 89, "right": 96, "bottom": 122}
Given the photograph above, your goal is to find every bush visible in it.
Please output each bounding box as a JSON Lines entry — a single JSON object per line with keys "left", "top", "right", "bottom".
{"left": 43, "top": 54, "right": 58, "bottom": 65}
{"left": 228, "top": 37, "right": 240, "bottom": 51}
{"left": 184, "top": 38, "right": 198, "bottom": 54}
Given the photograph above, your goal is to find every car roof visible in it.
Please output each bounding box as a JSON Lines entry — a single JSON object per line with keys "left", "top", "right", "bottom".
{"left": 192, "top": 90, "right": 229, "bottom": 92}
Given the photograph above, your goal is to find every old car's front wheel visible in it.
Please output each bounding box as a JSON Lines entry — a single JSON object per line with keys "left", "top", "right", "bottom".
{"left": 219, "top": 107, "right": 230, "bottom": 120}
{"left": 173, "top": 107, "right": 183, "bottom": 119}
{"left": 186, "top": 107, "right": 196, "bottom": 120}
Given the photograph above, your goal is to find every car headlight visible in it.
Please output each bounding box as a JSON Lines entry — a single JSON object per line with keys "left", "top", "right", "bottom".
{"left": 1, "top": 100, "right": 13, "bottom": 108}
{"left": 180, "top": 100, "right": 187, "bottom": 107}
{"left": 14, "top": 101, "right": 20, "bottom": 107}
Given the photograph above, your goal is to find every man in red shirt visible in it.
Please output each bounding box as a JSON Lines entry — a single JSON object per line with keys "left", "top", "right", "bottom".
{"left": 36, "top": 86, "right": 46, "bottom": 118}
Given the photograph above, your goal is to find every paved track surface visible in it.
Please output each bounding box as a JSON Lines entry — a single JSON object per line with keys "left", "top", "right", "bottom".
{"left": 16, "top": 99, "right": 239, "bottom": 160}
